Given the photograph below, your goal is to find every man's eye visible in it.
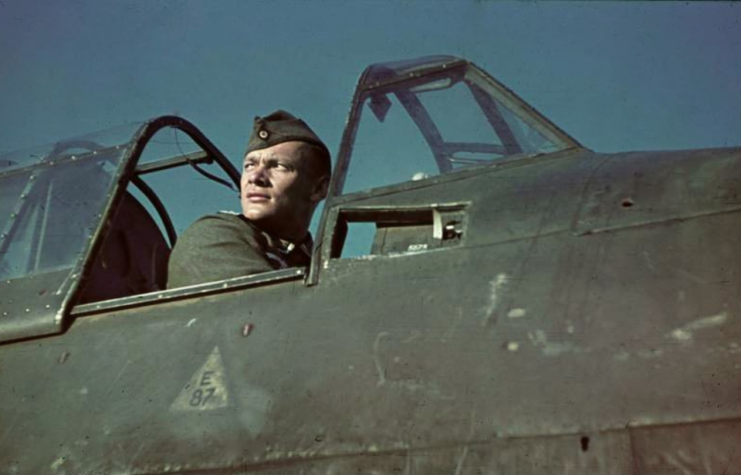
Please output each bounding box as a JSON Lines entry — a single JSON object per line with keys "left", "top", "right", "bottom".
{"left": 244, "top": 163, "right": 255, "bottom": 170}
{"left": 274, "top": 163, "right": 290, "bottom": 171}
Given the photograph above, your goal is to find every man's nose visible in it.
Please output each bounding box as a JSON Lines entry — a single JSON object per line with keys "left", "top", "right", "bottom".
{"left": 247, "top": 164, "right": 269, "bottom": 185}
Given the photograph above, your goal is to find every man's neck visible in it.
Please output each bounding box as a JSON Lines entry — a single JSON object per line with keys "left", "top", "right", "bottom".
{"left": 241, "top": 215, "right": 308, "bottom": 244}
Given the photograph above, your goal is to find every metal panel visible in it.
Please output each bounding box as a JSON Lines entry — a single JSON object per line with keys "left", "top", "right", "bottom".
{"left": 0, "top": 268, "right": 72, "bottom": 341}
{"left": 0, "top": 150, "right": 127, "bottom": 343}
{"left": 632, "top": 420, "right": 741, "bottom": 475}
{"left": 2, "top": 145, "right": 739, "bottom": 473}
{"left": 235, "top": 430, "right": 634, "bottom": 475}
{"left": 574, "top": 147, "right": 741, "bottom": 235}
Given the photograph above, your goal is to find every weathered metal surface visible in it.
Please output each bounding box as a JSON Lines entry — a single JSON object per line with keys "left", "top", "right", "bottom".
{"left": 1, "top": 55, "right": 740, "bottom": 473}
{"left": 243, "top": 429, "right": 635, "bottom": 475}
{"left": 2, "top": 145, "right": 740, "bottom": 473}
{"left": 575, "top": 147, "right": 741, "bottom": 234}
{"left": 71, "top": 267, "right": 306, "bottom": 317}
{"left": 632, "top": 420, "right": 741, "bottom": 475}
{"left": 0, "top": 268, "right": 72, "bottom": 341}
{"left": 0, "top": 150, "right": 126, "bottom": 342}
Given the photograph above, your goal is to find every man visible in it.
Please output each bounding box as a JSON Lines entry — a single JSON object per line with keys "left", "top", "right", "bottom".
{"left": 167, "top": 110, "right": 331, "bottom": 288}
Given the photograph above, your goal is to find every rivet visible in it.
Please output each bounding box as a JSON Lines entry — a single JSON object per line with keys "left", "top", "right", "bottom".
{"left": 258, "top": 130, "right": 269, "bottom": 140}
{"left": 242, "top": 323, "right": 254, "bottom": 337}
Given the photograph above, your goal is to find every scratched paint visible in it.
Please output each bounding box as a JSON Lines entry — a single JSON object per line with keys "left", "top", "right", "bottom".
{"left": 373, "top": 332, "right": 389, "bottom": 387}
{"left": 372, "top": 331, "right": 453, "bottom": 399}
{"left": 482, "top": 273, "right": 508, "bottom": 326}
{"left": 528, "top": 329, "right": 579, "bottom": 357}
{"left": 668, "top": 312, "right": 729, "bottom": 342}
{"left": 507, "top": 308, "right": 526, "bottom": 319}
{"left": 50, "top": 456, "right": 65, "bottom": 471}
{"left": 506, "top": 341, "right": 520, "bottom": 352}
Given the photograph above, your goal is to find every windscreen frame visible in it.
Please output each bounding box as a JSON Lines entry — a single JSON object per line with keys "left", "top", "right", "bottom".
{"left": 0, "top": 116, "right": 239, "bottom": 344}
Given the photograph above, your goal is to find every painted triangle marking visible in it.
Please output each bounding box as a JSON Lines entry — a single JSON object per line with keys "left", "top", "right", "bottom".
{"left": 170, "top": 346, "right": 230, "bottom": 411}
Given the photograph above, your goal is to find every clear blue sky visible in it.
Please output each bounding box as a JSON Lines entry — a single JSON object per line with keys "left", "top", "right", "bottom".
{"left": 1, "top": 0, "right": 740, "bottom": 238}
{"left": 2, "top": 1, "right": 739, "bottom": 157}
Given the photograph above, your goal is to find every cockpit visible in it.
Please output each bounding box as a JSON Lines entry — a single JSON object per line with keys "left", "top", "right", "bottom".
{"left": 335, "top": 55, "right": 578, "bottom": 194}
{"left": 0, "top": 117, "right": 241, "bottom": 342}
{"left": 0, "top": 55, "right": 581, "bottom": 344}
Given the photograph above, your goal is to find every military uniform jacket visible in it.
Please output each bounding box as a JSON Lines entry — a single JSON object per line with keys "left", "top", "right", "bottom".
{"left": 167, "top": 212, "right": 312, "bottom": 289}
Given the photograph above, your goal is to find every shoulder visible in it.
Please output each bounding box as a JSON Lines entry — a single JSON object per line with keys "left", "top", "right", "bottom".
{"left": 190, "top": 211, "right": 248, "bottom": 228}
{"left": 180, "top": 212, "right": 259, "bottom": 241}
{"left": 167, "top": 213, "right": 273, "bottom": 288}
{"left": 170, "top": 213, "right": 268, "bottom": 261}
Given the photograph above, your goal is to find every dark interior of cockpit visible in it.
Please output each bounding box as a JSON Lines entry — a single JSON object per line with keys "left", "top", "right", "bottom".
{"left": 76, "top": 191, "right": 170, "bottom": 304}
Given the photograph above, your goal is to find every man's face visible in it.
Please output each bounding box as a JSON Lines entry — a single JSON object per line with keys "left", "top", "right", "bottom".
{"left": 241, "top": 141, "right": 327, "bottom": 240}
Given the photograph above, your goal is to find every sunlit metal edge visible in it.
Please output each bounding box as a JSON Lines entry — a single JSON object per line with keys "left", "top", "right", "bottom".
{"left": 576, "top": 206, "right": 741, "bottom": 236}
{"left": 135, "top": 149, "right": 211, "bottom": 175}
{"left": 66, "top": 116, "right": 241, "bottom": 321}
{"left": 132, "top": 416, "right": 741, "bottom": 474}
{"left": 70, "top": 267, "right": 305, "bottom": 317}
{"left": 330, "top": 146, "right": 586, "bottom": 206}
{"left": 0, "top": 143, "right": 127, "bottom": 180}
{"left": 361, "top": 58, "right": 468, "bottom": 91}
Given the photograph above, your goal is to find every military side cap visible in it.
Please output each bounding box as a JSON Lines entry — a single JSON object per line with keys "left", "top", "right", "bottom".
{"left": 247, "top": 110, "right": 330, "bottom": 173}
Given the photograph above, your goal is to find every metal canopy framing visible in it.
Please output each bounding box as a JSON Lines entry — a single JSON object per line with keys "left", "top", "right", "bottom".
{"left": 309, "top": 55, "right": 584, "bottom": 286}
{"left": 0, "top": 116, "right": 239, "bottom": 343}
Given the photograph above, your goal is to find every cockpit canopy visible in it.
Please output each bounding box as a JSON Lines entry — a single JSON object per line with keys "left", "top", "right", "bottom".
{"left": 0, "top": 125, "right": 139, "bottom": 281}
{"left": 0, "top": 55, "right": 581, "bottom": 344}
{"left": 0, "top": 117, "right": 240, "bottom": 343}
{"left": 336, "top": 55, "right": 580, "bottom": 194}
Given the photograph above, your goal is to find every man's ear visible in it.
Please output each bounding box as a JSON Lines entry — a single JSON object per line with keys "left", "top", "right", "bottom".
{"left": 310, "top": 175, "right": 330, "bottom": 203}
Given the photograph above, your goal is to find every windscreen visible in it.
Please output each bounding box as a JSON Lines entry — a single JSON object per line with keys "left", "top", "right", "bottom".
{"left": 0, "top": 136, "right": 130, "bottom": 281}
{"left": 342, "top": 67, "right": 569, "bottom": 194}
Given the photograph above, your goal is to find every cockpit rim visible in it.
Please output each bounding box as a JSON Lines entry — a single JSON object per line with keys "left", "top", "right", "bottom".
{"left": 0, "top": 54, "right": 588, "bottom": 343}
{"left": 0, "top": 116, "right": 240, "bottom": 344}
